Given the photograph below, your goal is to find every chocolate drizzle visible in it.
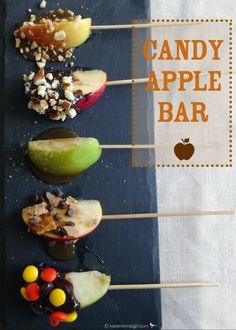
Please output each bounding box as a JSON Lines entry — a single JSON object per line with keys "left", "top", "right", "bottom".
{"left": 27, "top": 264, "right": 80, "bottom": 316}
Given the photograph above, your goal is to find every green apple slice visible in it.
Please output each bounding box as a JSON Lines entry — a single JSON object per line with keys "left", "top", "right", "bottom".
{"left": 28, "top": 137, "right": 101, "bottom": 175}
{"left": 65, "top": 271, "right": 111, "bottom": 308}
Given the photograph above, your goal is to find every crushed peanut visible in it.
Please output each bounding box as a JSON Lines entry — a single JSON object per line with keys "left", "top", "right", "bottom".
{"left": 39, "top": 0, "right": 47, "bottom": 9}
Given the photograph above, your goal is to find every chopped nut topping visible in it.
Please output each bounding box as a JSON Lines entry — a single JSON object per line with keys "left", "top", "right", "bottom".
{"left": 46, "top": 192, "right": 62, "bottom": 207}
{"left": 15, "top": 38, "right": 20, "bottom": 48}
{"left": 46, "top": 73, "right": 53, "bottom": 80}
{"left": 36, "top": 215, "right": 57, "bottom": 235}
{"left": 37, "top": 62, "right": 46, "bottom": 69}
{"left": 65, "top": 90, "right": 74, "bottom": 101}
{"left": 24, "top": 68, "right": 81, "bottom": 120}
{"left": 30, "top": 41, "right": 38, "bottom": 50}
{"left": 33, "top": 69, "right": 46, "bottom": 85}
{"left": 51, "top": 79, "right": 59, "bottom": 89}
{"left": 28, "top": 72, "right": 35, "bottom": 80}
{"left": 54, "top": 30, "right": 66, "bottom": 41}
{"left": 65, "top": 196, "right": 77, "bottom": 207}
{"left": 67, "top": 108, "right": 77, "bottom": 119}
{"left": 30, "top": 14, "right": 36, "bottom": 22}
{"left": 35, "top": 53, "right": 41, "bottom": 62}
{"left": 39, "top": 0, "right": 47, "bottom": 9}
{"left": 37, "top": 85, "right": 46, "bottom": 97}
{"left": 23, "top": 74, "right": 28, "bottom": 82}
{"left": 26, "top": 202, "right": 48, "bottom": 217}
{"left": 58, "top": 55, "right": 64, "bottom": 62}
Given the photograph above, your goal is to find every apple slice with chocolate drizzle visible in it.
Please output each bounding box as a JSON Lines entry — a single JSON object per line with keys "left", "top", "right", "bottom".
{"left": 22, "top": 192, "right": 103, "bottom": 241}
{"left": 24, "top": 68, "right": 107, "bottom": 121}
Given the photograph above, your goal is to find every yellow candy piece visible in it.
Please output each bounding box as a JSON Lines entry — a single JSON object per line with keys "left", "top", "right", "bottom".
{"left": 49, "top": 288, "right": 66, "bottom": 307}
{"left": 20, "top": 287, "right": 29, "bottom": 300}
{"left": 22, "top": 265, "right": 39, "bottom": 283}
{"left": 66, "top": 311, "right": 78, "bottom": 323}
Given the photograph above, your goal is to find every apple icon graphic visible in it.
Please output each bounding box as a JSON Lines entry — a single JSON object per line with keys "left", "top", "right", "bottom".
{"left": 174, "top": 138, "right": 195, "bottom": 160}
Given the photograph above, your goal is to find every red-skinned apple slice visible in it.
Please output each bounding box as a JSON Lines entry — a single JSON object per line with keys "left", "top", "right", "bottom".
{"left": 22, "top": 198, "right": 102, "bottom": 241}
{"left": 24, "top": 68, "right": 107, "bottom": 120}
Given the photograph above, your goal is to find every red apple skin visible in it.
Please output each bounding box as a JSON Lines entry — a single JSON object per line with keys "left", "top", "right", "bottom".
{"left": 75, "top": 84, "right": 106, "bottom": 110}
{"left": 26, "top": 218, "right": 101, "bottom": 242}
{"left": 174, "top": 143, "right": 195, "bottom": 160}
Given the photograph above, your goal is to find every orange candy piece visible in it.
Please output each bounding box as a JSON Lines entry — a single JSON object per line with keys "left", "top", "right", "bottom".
{"left": 25, "top": 283, "right": 40, "bottom": 301}
{"left": 40, "top": 267, "right": 57, "bottom": 282}
{"left": 51, "top": 311, "right": 67, "bottom": 321}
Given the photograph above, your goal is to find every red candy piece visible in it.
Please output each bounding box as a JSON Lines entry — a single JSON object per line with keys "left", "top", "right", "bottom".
{"left": 51, "top": 311, "right": 67, "bottom": 322}
{"left": 49, "top": 315, "right": 60, "bottom": 327}
{"left": 40, "top": 267, "right": 57, "bottom": 283}
{"left": 25, "top": 283, "right": 40, "bottom": 301}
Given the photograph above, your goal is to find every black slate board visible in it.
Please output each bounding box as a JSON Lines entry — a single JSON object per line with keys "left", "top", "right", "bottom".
{"left": 1, "top": 0, "right": 161, "bottom": 329}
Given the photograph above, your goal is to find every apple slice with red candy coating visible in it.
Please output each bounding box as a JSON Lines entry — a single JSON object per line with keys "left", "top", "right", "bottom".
{"left": 22, "top": 192, "right": 103, "bottom": 241}
{"left": 14, "top": 9, "right": 91, "bottom": 64}
{"left": 24, "top": 68, "right": 107, "bottom": 121}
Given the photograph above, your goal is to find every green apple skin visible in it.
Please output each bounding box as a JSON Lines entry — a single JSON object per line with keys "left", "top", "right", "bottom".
{"left": 27, "top": 138, "right": 102, "bottom": 176}
{"left": 65, "top": 271, "right": 111, "bottom": 308}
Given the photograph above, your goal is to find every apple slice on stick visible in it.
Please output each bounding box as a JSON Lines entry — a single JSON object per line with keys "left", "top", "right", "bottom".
{"left": 24, "top": 68, "right": 107, "bottom": 121}
{"left": 22, "top": 197, "right": 103, "bottom": 241}
{"left": 15, "top": 8, "right": 206, "bottom": 64}
{"left": 26, "top": 130, "right": 229, "bottom": 185}
{"left": 27, "top": 137, "right": 101, "bottom": 177}
{"left": 20, "top": 263, "right": 219, "bottom": 328}
{"left": 24, "top": 68, "right": 234, "bottom": 122}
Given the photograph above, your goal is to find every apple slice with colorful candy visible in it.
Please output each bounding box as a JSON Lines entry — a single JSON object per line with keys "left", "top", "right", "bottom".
{"left": 20, "top": 263, "right": 111, "bottom": 327}
{"left": 24, "top": 68, "right": 107, "bottom": 121}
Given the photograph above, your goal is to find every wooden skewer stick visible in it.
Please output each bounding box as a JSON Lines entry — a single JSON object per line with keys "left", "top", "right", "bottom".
{"left": 91, "top": 21, "right": 212, "bottom": 30}
{"left": 102, "top": 210, "right": 235, "bottom": 220}
{"left": 100, "top": 144, "right": 219, "bottom": 149}
{"left": 101, "top": 144, "right": 156, "bottom": 149}
{"left": 106, "top": 71, "right": 236, "bottom": 87}
{"left": 109, "top": 282, "right": 220, "bottom": 290}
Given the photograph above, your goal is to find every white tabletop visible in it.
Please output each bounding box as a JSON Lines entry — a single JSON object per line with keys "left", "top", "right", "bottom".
{"left": 150, "top": 0, "right": 236, "bottom": 328}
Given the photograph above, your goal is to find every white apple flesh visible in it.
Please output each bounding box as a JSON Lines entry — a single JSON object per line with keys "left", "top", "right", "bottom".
{"left": 72, "top": 69, "right": 107, "bottom": 110}
{"left": 65, "top": 271, "right": 111, "bottom": 308}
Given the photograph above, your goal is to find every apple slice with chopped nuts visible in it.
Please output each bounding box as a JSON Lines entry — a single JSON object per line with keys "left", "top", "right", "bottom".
{"left": 19, "top": 18, "right": 91, "bottom": 49}
{"left": 22, "top": 198, "right": 103, "bottom": 241}
{"left": 14, "top": 10, "right": 92, "bottom": 63}
{"left": 65, "top": 271, "right": 111, "bottom": 308}
{"left": 24, "top": 68, "right": 107, "bottom": 120}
